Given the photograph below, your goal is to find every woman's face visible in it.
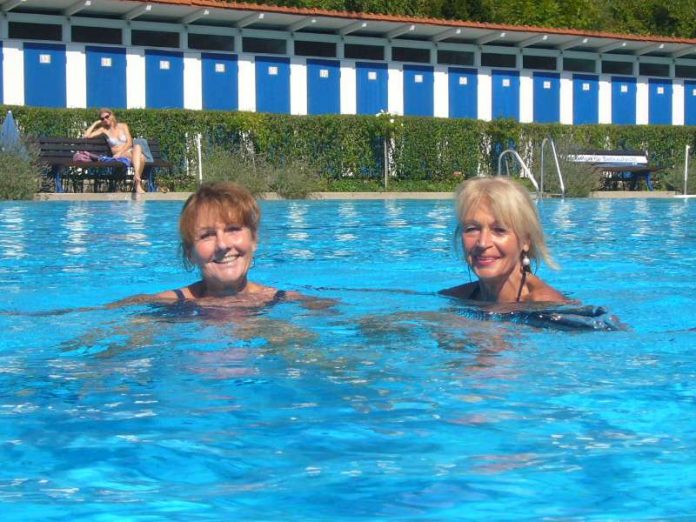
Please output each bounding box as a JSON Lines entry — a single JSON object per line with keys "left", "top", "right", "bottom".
{"left": 461, "top": 201, "right": 528, "bottom": 284}
{"left": 99, "top": 112, "right": 114, "bottom": 128}
{"left": 188, "top": 209, "right": 257, "bottom": 292}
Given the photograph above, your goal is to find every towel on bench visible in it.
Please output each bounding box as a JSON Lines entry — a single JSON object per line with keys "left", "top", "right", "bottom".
{"left": 134, "top": 138, "right": 154, "bottom": 163}
{"left": 97, "top": 155, "right": 132, "bottom": 168}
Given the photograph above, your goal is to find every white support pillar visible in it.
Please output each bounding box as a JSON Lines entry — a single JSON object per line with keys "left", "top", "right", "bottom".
{"left": 183, "top": 52, "right": 202, "bottom": 110}
{"left": 237, "top": 54, "right": 256, "bottom": 112}
{"left": 387, "top": 62, "right": 403, "bottom": 115}
{"left": 3, "top": 41, "right": 24, "bottom": 106}
{"left": 65, "top": 44, "right": 86, "bottom": 108}
{"left": 478, "top": 68, "right": 492, "bottom": 121}
{"left": 559, "top": 72, "right": 573, "bottom": 124}
{"left": 126, "top": 48, "right": 146, "bottom": 109}
{"left": 290, "top": 56, "right": 307, "bottom": 115}
{"left": 519, "top": 70, "right": 533, "bottom": 123}
{"left": 598, "top": 74, "right": 612, "bottom": 124}
{"left": 433, "top": 65, "right": 448, "bottom": 118}
{"left": 635, "top": 77, "right": 649, "bottom": 125}
{"left": 673, "top": 79, "right": 685, "bottom": 126}
{"left": 340, "top": 61, "right": 356, "bottom": 114}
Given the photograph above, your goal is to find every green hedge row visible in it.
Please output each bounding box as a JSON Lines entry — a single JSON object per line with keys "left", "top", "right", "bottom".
{"left": 4, "top": 105, "right": 696, "bottom": 189}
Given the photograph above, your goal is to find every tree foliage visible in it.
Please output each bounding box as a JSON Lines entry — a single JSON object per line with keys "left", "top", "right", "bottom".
{"left": 225, "top": 0, "right": 696, "bottom": 37}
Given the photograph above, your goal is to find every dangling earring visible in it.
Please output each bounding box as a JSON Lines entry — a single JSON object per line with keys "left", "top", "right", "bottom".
{"left": 521, "top": 251, "right": 531, "bottom": 273}
{"left": 516, "top": 251, "right": 531, "bottom": 302}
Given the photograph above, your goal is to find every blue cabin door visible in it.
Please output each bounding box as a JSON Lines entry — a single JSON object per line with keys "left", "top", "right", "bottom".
{"left": 255, "top": 56, "right": 290, "bottom": 114}
{"left": 448, "top": 67, "right": 477, "bottom": 119}
{"left": 573, "top": 74, "right": 598, "bottom": 124}
{"left": 307, "top": 59, "right": 340, "bottom": 115}
{"left": 686, "top": 81, "right": 696, "bottom": 126}
{"left": 533, "top": 72, "right": 560, "bottom": 123}
{"left": 145, "top": 50, "right": 184, "bottom": 109}
{"left": 202, "top": 53, "right": 238, "bottom": 111}
{"left": 648, "top": 78, "right": 672, "bottom": 125}
{"left": 356, "top": 62, "right": 387, "bottom": 115}
{"left": 86, "top": 46, "right": 127, "bottom": 109}
{"left": 24, "top": 43, "right": 66, "bottom": 108}
{"left": 492, "top": 69, "right": 519, "bottom": 120}
{"left": 403, "top": 65, "right": 433, "bottom": 117}
{"left": 611, "top": 76, "right": 636, "bottom": 124}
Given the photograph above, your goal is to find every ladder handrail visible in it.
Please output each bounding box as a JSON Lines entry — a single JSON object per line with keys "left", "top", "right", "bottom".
{"left": 540, "top": 137, "right": 565, "bottom": 198}
{"left": 497, "top": 149, "right": 540, "bottom": 195}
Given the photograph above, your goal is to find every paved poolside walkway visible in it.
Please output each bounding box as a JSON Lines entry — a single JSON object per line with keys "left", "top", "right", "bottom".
{"left": 34, "top": 190, "right": 680, "bottom": 201}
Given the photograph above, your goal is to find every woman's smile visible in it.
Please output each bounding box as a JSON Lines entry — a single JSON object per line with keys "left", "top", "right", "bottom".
{"left": 215, "top": 252, "right": 241, "bottom": 264}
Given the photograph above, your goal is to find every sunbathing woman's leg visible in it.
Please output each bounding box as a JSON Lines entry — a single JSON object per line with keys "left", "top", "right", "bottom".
{"left": 131, "top": 144, "right": 146, "bottom": 193}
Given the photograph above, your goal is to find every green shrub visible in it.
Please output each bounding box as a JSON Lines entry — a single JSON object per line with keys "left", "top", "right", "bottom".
{"left": 6, "top": 104, "right": 696, "bottom": 198}
{"left": 268, "top": 156, "right": 323, "bottom": 199}
{"left": 155, "top": 173, "right": 197, "bottom": 193}
{"left": 661, "top": 159, "right": 696, "bottom": 195}
{"left": 539, "top": 156, "right": 602, "bottom": 197}
{"left": 0, "top": 146, "right": 43, "bottom": 200}
{"left": 324, "top": 178, "right": 384, "bottom": 192}
{"left": 199, "top": 144, "right": 271, "bottom": 197}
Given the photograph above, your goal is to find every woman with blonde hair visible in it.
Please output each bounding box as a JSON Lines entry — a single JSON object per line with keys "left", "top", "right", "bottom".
{"left": 84, "top": 108, "right": 147, "bottom": 193}
{"left": 441, "top": 176, "right": 568, "bottom": 303}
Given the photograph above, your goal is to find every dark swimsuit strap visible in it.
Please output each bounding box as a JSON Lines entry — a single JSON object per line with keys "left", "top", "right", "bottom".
{"left": 173, "top": 288, "right": 186, "bottom": 301}
{"left": 269, "top": 289, "right": 287, "bottom": 306}
{"left": 469, "top": 284, "right": 480, "bottom": 300}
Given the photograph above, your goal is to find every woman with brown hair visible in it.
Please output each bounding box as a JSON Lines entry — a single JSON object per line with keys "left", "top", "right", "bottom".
{"left": 151, "top": 181, "right": 291, "bottom": 306}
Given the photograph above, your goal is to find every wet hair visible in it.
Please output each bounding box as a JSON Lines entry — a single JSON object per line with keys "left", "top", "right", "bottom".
{"left": 454, "top": 176, "right": 557, "bottom": 269}
{"left": 179, "top": 181, "right": 260, "bottom": 269}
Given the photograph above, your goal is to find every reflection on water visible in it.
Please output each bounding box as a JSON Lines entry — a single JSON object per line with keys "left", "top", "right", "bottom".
{"left": 426, "top": 202, "right": 452, "bottom": 253}
{"left": 0, "top": 206, "right": 26, "bottom": 259}
{"left": 0, "top": 199, "right": 695, "bottom": 519}
{"left": 631, "top": 199, "right": 650, "bottom": 238}
{"left": 332, "top": 201, "right": 359, "bottom": 257}
{"left": 122, "top": 201, "right": 150, "bottom": 247}
{"left": 384, "top": 199, "right": 407, "bottom": 228}
{"left": 287, "top": 201, "right": 309, "bottom": 241}
{"left": 593, "top": 198, "right": 614, "bottom": 241}
{"left": 63, "top": 204, "right": 91, "bottom": 258}
{"left": 549, "top": 198, "right": 573, "bottom": 232}
{"left": 286, "top": 202, "right": 313, "bottom": 259}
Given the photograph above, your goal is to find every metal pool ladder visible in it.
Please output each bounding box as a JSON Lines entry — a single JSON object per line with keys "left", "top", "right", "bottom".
{"left": 539, "top": 137, "right": 565, "bottom": 198}
{"left": 496, "top": 137, "right": 565, "bottom": 199}
{"left": 497, "top": 148, "right": 540, "bottom": 197}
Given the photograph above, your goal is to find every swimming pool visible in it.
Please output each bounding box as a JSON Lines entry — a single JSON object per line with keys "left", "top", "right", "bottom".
{"left": 1, "top": 197, "right": 694, "bottom": 519}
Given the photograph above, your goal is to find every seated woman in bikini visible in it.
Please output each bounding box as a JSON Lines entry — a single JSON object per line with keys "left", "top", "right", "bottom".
{"left": 148, "top": 181, "right": 295, "bottom": 306}
{"left": 83, "top": 108, "right": 147, "bottom": 193}
{"left": 441, "top": 176, "right": 569, "bottom": 304}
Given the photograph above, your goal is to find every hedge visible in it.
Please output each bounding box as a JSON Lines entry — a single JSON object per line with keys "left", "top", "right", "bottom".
{"left": 4, "top": 105, "right": 695, "bottom": 190}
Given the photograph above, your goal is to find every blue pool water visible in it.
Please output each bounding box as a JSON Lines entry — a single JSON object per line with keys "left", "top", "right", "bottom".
{"left": 0, "top": 198, "right": 694, "bottom": 519}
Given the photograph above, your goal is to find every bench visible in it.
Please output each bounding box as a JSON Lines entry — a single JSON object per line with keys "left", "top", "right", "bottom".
{"left": 567, "top": 149, "right": 664, "bottom": 191}
{"left": 37, "top": 136, "right": 173, "bottom": 193}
